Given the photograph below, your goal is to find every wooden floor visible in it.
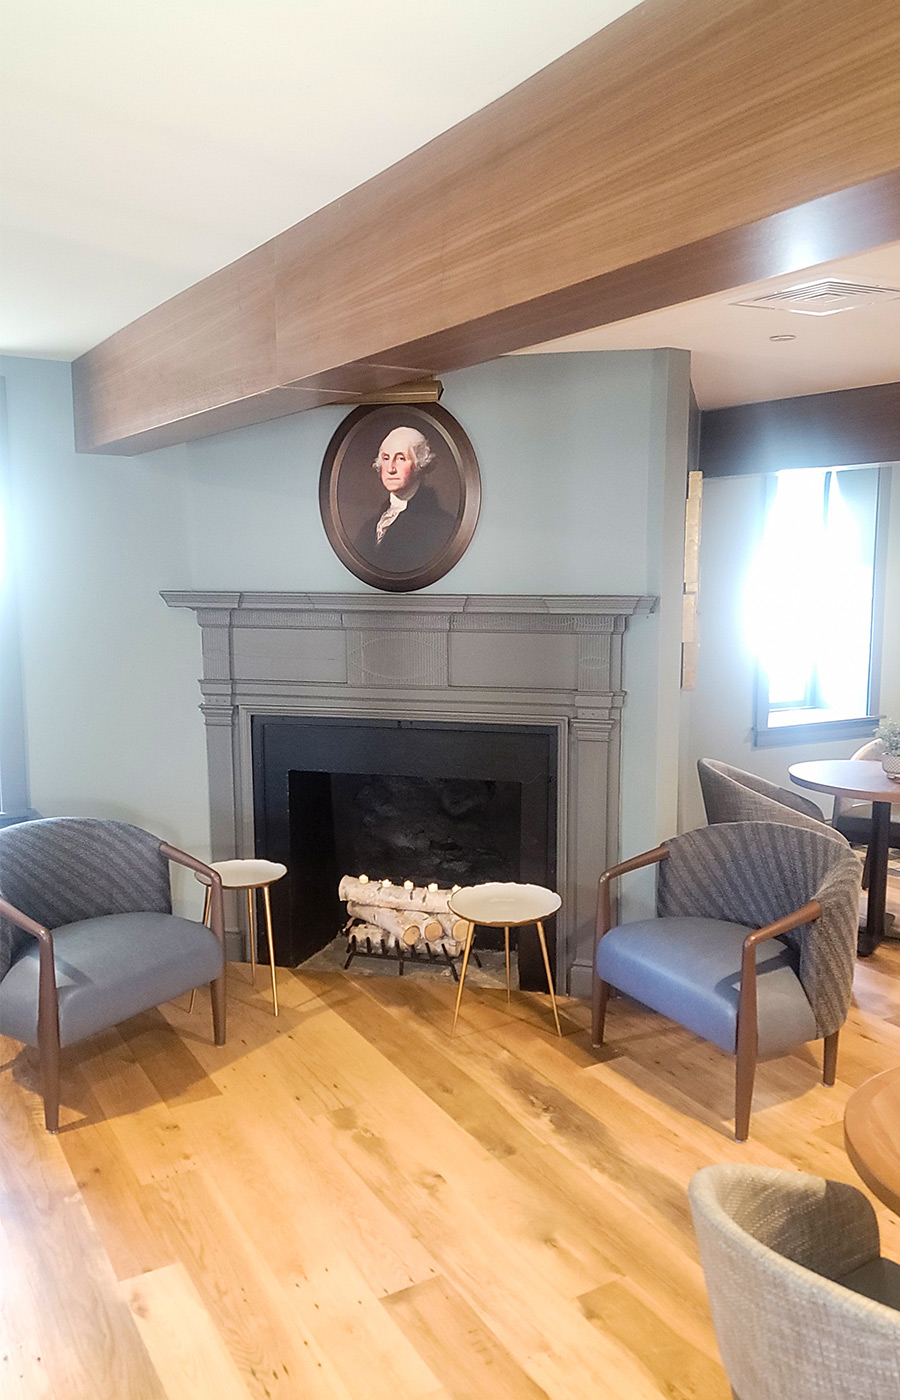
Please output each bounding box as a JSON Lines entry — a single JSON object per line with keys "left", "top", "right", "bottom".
{"left": 3, "top": 932, "right": 900, "bottom": 1399}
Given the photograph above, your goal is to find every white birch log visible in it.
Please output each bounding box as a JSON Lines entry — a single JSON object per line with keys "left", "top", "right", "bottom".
{"left": 347, "top": 901, "right": 461, "bottom": 942}
{"left": 346, "top": 901, "right": 463, "bottom": 951}
{"left": 338, "top": 876, "right": 455, "bottom": 913}
{"left": 345, "top": 903, "right": 421, "bottom": 945}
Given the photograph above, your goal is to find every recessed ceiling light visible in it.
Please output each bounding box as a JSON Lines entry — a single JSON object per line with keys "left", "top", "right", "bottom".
{"left": 769, "top": 334, "right": 796, "bottom": 342}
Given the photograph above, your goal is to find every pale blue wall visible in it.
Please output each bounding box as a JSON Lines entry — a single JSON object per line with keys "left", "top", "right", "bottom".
{"left": 175, "top": 352, "right": 670, "bottom": 595}
{"left": 0, "top": 349, "right": 689, "bottom": 915}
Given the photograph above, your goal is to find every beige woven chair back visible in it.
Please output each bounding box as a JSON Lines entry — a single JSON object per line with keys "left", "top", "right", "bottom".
{"left": 833, "top": 740, "right": 884, "bottom": 822}
{"left": 698, "top": 758, "right": 828, "bottom": 831}
{"left": 689, "top": 1164, "right": 900, "bottom": 1399}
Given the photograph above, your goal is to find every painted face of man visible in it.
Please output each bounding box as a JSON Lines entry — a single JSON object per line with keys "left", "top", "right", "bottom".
{"left": 376, "top": 428, "right": 425, "bottom": 498}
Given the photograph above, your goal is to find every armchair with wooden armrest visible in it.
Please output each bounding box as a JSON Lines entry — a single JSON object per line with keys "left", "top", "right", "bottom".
{"left": 0, "top": 817, "right": 226, "bottom": 1132}
{"left": 592, "top": 821, "right": 861, "bottom": 1140}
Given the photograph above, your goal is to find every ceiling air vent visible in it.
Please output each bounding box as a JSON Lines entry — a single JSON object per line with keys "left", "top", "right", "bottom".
{"left": 733, "top": 280, "right": 900, "bottom": 316}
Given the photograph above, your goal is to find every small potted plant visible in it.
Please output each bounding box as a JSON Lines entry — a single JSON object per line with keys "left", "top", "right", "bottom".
{"left": 875, "top": 718, "right": 900, "bottom": 782}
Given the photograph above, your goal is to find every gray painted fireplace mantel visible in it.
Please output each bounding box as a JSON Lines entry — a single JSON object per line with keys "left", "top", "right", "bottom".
{"left": 163, "top": 591, "right": 656, "bottom": 997}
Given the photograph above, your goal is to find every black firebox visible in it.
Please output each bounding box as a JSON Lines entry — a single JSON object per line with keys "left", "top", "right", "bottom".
{"left": 251, "top": 716, "right": 557, "bottom": 990}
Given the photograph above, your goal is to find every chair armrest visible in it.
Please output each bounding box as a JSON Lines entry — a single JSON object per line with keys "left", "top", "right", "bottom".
{"left": 0, "top": 895, "right": 60, "bottom": 1051}
{"left": 160, "top": 843, "right": 225, "bottom": 949}
{"left": 595, "top": 845, "right": 668, "bottom": 946}
{"left": 0, "top": 895, "right": 52, "bottom": 948}
{"left": 737, "top": 899, "right": 821, "bottom": 1060}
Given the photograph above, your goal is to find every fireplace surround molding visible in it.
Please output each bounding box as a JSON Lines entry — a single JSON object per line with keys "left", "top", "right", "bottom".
{"left": 164, "top": 591, "right": 656, "bottom": 997}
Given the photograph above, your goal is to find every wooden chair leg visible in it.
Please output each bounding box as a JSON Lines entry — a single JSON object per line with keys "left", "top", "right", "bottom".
{"left": 734, "top": 1037, "right": 757, "bottom": 1142}
{"left": 451, "top": 921, "right": 476, "bottom": 1037}
{"left": 37, "top": 978, "right": 61, "bottom": 1133}
{"left": 40, "top": 1041, "right": 60, "bottom": 1134}
{"left": 535, "top": 920, "right": 562, "bottom": 1036}
{"left": 823, "top": 1030, "right": 839, "bottom": 1086}
{"left": 262, "top": 884, "right": 279, "bottom": 1017}
{"left": 210, "top": 972, "right": 226, "bottom": 1046}
{"left": 592, "top": 975, "right": 610, "bottom": 1047}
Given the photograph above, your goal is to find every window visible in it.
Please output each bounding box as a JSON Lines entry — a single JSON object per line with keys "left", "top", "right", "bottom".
{"left": 746, "top": 464, "right": 887, "bottom": 746}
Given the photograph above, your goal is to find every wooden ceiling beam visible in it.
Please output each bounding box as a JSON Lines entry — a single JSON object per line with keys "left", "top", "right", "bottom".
{"left": 73, "top": 0, "right": 900, "bottom": 455}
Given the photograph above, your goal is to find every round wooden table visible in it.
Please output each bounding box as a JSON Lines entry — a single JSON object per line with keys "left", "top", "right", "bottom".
{"left": 790, "top": 759, "right": 900, "bottom": 956}
{"left": 844, "top": 1066, "right": 900, "bottom": 1215}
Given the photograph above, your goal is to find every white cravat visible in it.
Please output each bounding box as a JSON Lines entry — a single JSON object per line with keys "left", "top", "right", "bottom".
{"left": 376, "top": 492, "right": 410, "bottom": 544}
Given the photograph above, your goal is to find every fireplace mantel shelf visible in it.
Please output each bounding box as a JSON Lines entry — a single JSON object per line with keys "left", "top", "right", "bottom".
{"left": 163, "top": 591, "right": 657, "bottom": 618}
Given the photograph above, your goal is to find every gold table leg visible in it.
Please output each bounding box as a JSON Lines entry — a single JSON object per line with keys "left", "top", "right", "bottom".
{"left": 262, "top": 884, "right": 279, "bottom": 1017}
{"left": 451, "top": 921, "right": 476, "bottom": 1037}
{"left": 535, "top": 920, "right": 562, "bottom": 1037}
{"left": 246, "top": 888, "right": 257, "bottom": 985}
{"left": 504, "top": 926, "right": 511, "bottom": 1002}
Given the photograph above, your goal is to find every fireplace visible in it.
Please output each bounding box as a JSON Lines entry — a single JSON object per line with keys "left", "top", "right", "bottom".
{"left": 252, "top": 715, "right": 556, "bottom": 988}
{"left": 163, "top": 591, "right": 655, "bottom": 996}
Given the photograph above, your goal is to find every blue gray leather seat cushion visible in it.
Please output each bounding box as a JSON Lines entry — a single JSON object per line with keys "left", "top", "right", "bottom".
{"left": 0, "top": 913, "right": 223, "bottom": 1048}
{"left": 595, "top": 917, "right": 818, "bottom": 1058}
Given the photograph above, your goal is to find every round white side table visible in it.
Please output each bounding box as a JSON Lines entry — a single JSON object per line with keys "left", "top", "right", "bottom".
{"left": 447, "top": 883, "right": 562, "bottom": 1037}
{"left": 192, "top": 859, "right": 286, "bottom": 1016}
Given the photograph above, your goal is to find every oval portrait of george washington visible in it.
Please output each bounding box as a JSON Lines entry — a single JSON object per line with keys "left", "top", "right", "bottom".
{"left": 319, "top": 404, "right": 481, "bottom": 592}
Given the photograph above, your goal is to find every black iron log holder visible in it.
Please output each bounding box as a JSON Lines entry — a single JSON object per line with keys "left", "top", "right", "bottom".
{"left": 342, "top": 923, "right": 482, "bottom": 981}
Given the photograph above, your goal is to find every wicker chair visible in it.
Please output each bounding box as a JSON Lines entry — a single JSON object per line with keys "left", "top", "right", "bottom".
{"left": 592, "top": 822, "right": 861, "bottom": 1140}
{"left": 689, "top": 1164, "right": 900, "bottom": 1399}
{"left": 698, "top": 757, "right": 830, "bottom": 832}
{"left": 0, "top": 818, "right": 226, "bottom": 1132}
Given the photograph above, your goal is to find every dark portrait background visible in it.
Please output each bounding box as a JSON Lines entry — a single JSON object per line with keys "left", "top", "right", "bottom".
{"left": 319, "top": 402, "right": 481, "bottom": 592}
{"left": 333, "top": 408, "right": 463, "bottom": 567}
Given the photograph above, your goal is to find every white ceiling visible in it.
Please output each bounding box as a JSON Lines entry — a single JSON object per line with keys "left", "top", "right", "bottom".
{"left": 1, "top": 0, "right": 897, "bottom": 410}
{"left": 517, "top": 242, "right": 900, "bottom": 408}
{"left": 0, "top": 0, "right": 640, "bottom": 359}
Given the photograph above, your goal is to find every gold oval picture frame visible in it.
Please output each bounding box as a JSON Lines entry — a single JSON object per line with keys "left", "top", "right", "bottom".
{"left": 319, "top": 404, "right": 481, "bottom": 592}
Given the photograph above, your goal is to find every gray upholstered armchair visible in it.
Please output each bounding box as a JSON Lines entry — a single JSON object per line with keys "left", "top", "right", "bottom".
{"left": 0, "top": 818, "right": 226, "bottom": 1132}
{"left": 592, "top": 821, "right": 861, "bottom": 1140}
{"left": 698, "top": 757, "right": 829, "bottom": 831}
{"left": 689, "top": 1164, "right": 900, "bottom": 1399}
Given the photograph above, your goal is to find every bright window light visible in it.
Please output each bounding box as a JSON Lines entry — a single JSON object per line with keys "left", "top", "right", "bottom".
{"left": 745, "top": 466, "right": 879, "bottom": 733}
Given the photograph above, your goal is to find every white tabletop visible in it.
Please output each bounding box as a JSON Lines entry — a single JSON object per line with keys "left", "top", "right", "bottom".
{"left": 447, "top": 882, "right": 561, "bottom": 926}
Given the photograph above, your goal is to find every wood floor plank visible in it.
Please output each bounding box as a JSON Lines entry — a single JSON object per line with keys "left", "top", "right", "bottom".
{"left": 178, "top": 1070, "right": 442, "bottom": 1299}
{"left": 139, "top": 1167, "right": 359, "bottom": 1400}
{"left": 317, "top": 1102, "right": 667, "bottom": 1397}
{"left": 57, "top": 1095, "right": 175, "bottom": 1282}
{"left": 0, "top": 1215, "right": 55, "bottom": 1400}
{"left": 73, "top": 1029, "right": 200, "bottom": 1184}
{"left": 0, "top": 1065, "right": 168, "bottom": 1400}
{"left": 115, "top": 1008, "right": 225, "bottom": 1108}
{"left": 578, "top": 1278, "right": 730, "bottom": 1400}
{"left": 382, "top": 1274, "right": 553, "bottom": 1400}
{"left": 122, "top": 1263, "right": 254, "bottom": 1400}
